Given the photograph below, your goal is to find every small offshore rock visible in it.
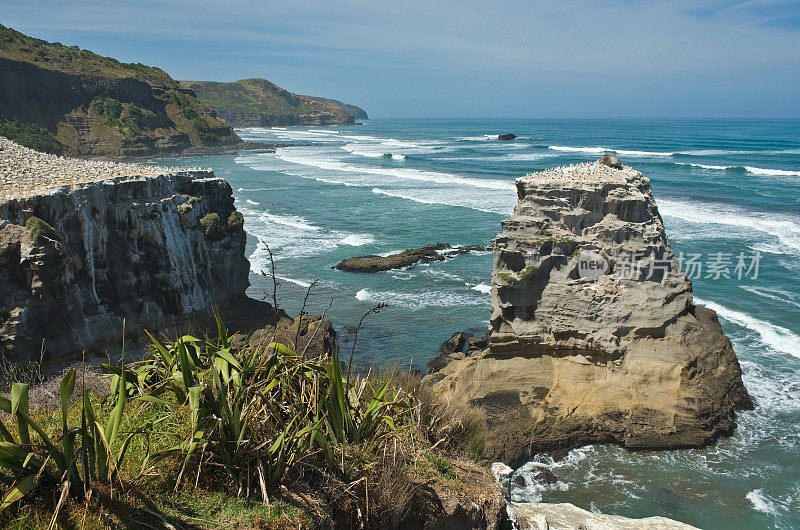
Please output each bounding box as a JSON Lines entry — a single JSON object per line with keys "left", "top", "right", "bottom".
{"left": 498, "top": 133, "right": 517, "bottom": 141}
{"left": 336, "top": 243, "right": 487, "bottom": 273}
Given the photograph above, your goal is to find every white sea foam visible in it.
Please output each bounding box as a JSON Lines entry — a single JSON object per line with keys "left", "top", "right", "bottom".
{"left": 471, "top": 283, "right": 492, "bottom": 293}
{"left": 693, "top": 297, "right": 800, "bottom": 358}
{"left": 353, "top": 288, "right": 487, "bottom": 308}
{"left": 240, "top": 207, "right": 372, "bottom": 269}
{"left": 355, "top": 288, "right": 370, "bottom": 301}
{"left": 658, "top": 199, "right": 800, "bottom": 255}
{"left": 549, "top": 146, "right": 800, "bottom": 161}
{"left": 674, "top": 162, "right": 733, "bottom": 170}
{"left": 371, "top": 187, "right": 513, "bottom": 214}
{"left": 740, "top": 286, "right": 800, "bottom": 309}
{"left": 245, "top": 199, "right": 260, "bottom": 205}
{"left": 679, "top": 148, "right": 800, "bottom": 156}
{"left": 433, "top": 153, "right": 554, "bottom": 162}
{"left": 744, "top": 166, "right": 800, "bottom": 177}
{"left": 276, "top": 149, "right": 515, "bottom": 191}
{"left": 261, "top": 213, "right": 321, "bottom": 231}
{"left": 747, "top": 489, "right": 779, "bottom": 515}
{"left": 274, "top": 275, "right": 313, "bottom": 288}
{"left": 340, "top": 234, "right": 375, "bottom": 246}
{"left": 548, "top": 145, "right": 673, "bottom": 157}
{"left": 457, "top": 134, "right": 498, "bottom": 141}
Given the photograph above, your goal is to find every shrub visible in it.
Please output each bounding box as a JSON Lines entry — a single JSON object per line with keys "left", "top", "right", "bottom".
{"left": 199, "top": 212, "right": 223, "bottom": 240}
{"left": 227, "top": 211, "right": 244, "bottom": 231}
{"left": 0, "top": 120, "right": 62, "bottom": 154}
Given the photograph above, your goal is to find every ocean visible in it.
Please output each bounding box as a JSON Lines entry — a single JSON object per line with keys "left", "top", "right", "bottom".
{"left": 155, "top": 119, "right": 800, "bottom": 529}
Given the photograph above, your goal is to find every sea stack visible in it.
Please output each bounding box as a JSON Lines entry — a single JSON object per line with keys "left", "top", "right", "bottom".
{"left": 429, "top": 160, "right": 752, "bottom": 465}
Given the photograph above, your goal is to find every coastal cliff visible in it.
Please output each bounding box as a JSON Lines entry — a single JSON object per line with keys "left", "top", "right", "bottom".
{"left": 181, "top": 78, "right": 366, "bottom": 127}
{"left": 429, "top": 161, "right": 752, "bottom": 465}
{"left": 0, "top": 25, "right": 243, "bottom": 158}
{"left": 0, "top": 136, "right": 267, "bottom": 363}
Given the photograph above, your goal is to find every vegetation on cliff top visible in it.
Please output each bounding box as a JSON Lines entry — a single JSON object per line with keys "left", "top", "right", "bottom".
{"left": 0, "top": 25, "right": 241, "bottom": 158}
{"left": 0, "top": 119, "right": 61, "bottom": 154}
{"left": 180, "top": 78, "right": 362, "bottom": 126}
{"left": 0, "top": 25, "right": 175, "bottom": 85}
{"left": 0, "top": 315, "right": 492, "bottom": 528}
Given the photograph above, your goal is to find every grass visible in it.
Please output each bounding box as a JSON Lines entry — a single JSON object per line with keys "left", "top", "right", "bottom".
{"left": 0, "top": 316, "right": 490, "bottom": 528}
{"left": 199, "top": 212, "right": 223, "bottom": 239}
{"left": 497, "top": 264, "right": 538, "bottom": 284}
{"left": 24, "top": 216, "right": 61, "bottom": 244}
{"left": 509, "top": 234, "right": 578, "bottom": 247}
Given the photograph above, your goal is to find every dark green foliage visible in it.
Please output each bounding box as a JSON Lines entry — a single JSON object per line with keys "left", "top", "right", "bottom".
{"left": 0, "top": 365, "right": 143, "bottom": 523}
{"left": 0, "top": 313, "right": 478, "bottom": 525}
{"left": 227, "top": 211, "right": 244, "bottom": 231}
{"left": 199, "top": 212, "right": 223, "bottom": 240}
{"left": 0, "top": 120, "right": 62, "bottom": 154}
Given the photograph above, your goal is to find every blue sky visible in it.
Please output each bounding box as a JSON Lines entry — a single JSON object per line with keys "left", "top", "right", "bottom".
{"left": 2, "top": 0, "right": 800, "bottom": 118}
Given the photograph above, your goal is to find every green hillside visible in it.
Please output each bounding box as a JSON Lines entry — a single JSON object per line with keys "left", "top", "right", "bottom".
{"left": 181, "top": 78, "right": 365, "bottom": 127}
{"left": 0, "top": 25, "right": 242, "bottom": 157}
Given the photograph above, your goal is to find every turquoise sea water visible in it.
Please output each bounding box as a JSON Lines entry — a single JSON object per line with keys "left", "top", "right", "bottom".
{"left": 157, "top": 119, "right": 800, "bottom": 529}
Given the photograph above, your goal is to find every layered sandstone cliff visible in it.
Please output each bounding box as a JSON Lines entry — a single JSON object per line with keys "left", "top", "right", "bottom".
{"left": 0, "top": 160, "right": 258, "bottom": 363}
{"left": 430, "top": 161, "right": 752, "bottom": 465}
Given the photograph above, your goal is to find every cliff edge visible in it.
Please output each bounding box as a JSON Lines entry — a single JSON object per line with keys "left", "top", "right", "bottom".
{"left": 429, "top": 160, "right": 752, "bottom": 465}
{"left": 0, "top": 137, "right": 269, "bottom": 364}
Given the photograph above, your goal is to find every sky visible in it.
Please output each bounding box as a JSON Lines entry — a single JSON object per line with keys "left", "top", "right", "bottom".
{"left": 2, "top": 0, "right": 800, "bottom": 118}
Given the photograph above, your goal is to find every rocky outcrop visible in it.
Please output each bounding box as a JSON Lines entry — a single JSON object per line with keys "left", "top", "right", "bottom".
{"left": 336, "top": 244, "right": 488, "bottom": 273}
{"left": 498, "top": 134, "right": 517, "bottom": 141}
{"left": 0, "top": 170, "right": 268, "bottom": 364}
{"left": 509, "top": 502, "right": 698, "bottom": 529}
{"left": 429, "top": 161, "right": 751, "bottom": 465}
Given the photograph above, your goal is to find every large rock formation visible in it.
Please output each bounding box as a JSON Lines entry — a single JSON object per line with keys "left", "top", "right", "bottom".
{"left": 0, "top": 170, "right": 264, "bottom": 364}
{"left": 429, "top": 161, "right": 751, "bottom": 465}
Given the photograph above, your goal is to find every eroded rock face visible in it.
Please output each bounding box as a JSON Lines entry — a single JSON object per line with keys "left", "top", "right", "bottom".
{"left": 430, "top": 161, "right": 751, "bottom": 465}
{"left": 0, "top": 171, "right": 265, "bottom": 364}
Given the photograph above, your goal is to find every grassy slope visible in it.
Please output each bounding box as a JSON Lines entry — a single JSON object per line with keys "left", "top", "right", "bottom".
{"left": 0, "top": 327, "right": 494, "bottom": 529}
{"left": 181, "top": 79, "right": 354, "bottom": 124}
{"left": 0, "top": 25, "right": 240, "bottom": 157}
